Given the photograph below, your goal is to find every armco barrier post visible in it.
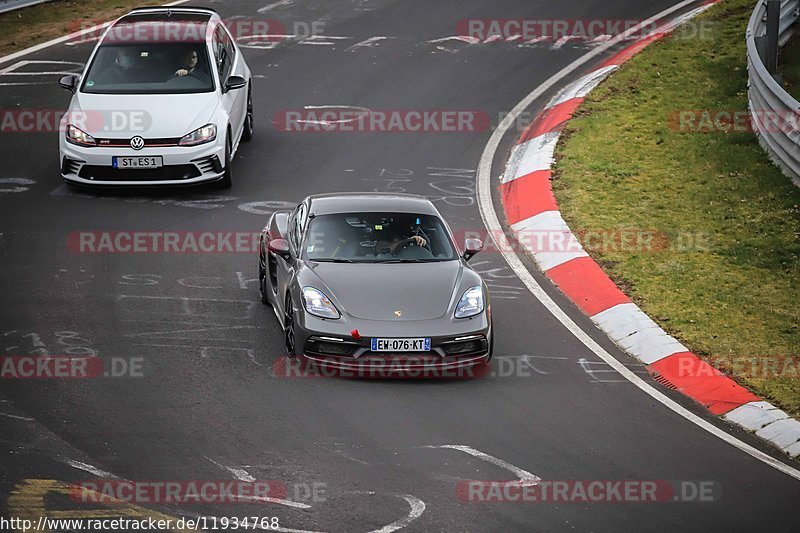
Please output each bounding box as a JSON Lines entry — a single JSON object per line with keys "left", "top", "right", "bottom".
{"left": 766, "top": 0, "right": 781, "bottom": 74}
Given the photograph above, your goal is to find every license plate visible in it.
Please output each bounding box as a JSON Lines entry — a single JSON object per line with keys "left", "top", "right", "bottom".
{"left": 113, "top": 156, "right": 163, "bottom": 169}
{"left": 371, "top": 338, "right": 431, "bottom": 352}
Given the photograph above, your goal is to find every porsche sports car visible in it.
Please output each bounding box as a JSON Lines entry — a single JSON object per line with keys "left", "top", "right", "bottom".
{"left": 258, "top": 193, "right": 493, "bottom": 372}
{"left": 58, "top": 6, "right": 253, "bottom": 188}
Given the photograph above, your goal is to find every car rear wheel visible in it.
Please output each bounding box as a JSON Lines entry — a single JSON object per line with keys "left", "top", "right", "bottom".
{"left": 241, "top": 86, "right": 254, "bottom": 142}
{"left": 284, "top": 297, "right": 296, "bottom": 357}
{"left": 216, "top": 134, "right": 233, "bottom": 189}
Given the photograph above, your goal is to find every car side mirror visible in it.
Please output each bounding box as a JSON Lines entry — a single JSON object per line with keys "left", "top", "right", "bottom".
{"left": 268, "top": 238, "right": 291, "bottom": 260}
{"left": 223, "top": 75, "right": 247, "bottom": 93}
{"left": 59, "top": 75, "right": 78, "bottom": 94}
{"left": 463, "top": 238, "right": 483, "bottom": 261}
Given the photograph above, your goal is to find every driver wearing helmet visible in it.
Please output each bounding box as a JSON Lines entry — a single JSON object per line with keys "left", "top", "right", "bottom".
{"left": 377, "top": 219, "right": 428, "bottom": 256}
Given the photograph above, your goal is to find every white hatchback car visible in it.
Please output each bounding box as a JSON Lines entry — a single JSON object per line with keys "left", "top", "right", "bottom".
{"left": 59, "top": 7, "right": 253, "bottom": 188}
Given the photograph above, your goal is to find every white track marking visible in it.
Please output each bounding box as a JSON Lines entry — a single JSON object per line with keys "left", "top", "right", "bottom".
{"left": 205, "top": 456, "right": 256, "bottom": 482}
{"left": 0, "top": 0, "right": 190, "bottom": 66}
{"left": 0, "top": 411, "right": 33, "bottom": 421}
{"left": 0, "top": 178, "right": 36, "bottom": 193}
{"left": 295, "top": 105, "right": 371, "bottom": 125}
{"left": 65, "top": 459, "right": 118, "bottom": 479}
{"left": 475, "top": 0, "right": 800, "bottom": 482}
{"left": 0, "top": 60, "right": 84, "bottom": 76}
{"left": 425, "top": 36, "right": 480, "bottom": 45}
{"left": 205, "top": 457, "right": 312, "bottom": 509}
{"left": 299, "top": 35, "right": 349, "bottom": 46}
{"left": 422, "top": 445, "right": 540, "bottom": 486}
{"left": 237, "top": 494, "right": 312, "bottom": 509}
{"left": 364, "top": 493, "right": 425, "bottom": 533}
{"left": 349, "top": 36, "right": 391, "bottom": 50}
{"left": 196, "top": 492, "right": 423, "bottom": 533}
{"left": 258, "top": 0, "right": 294, "bottom": 13}
{"left": 579, "top": 358, "right": 647, "bottom": 383}
{"left": 65, "top": 36, "right": 100, "bottom": 46}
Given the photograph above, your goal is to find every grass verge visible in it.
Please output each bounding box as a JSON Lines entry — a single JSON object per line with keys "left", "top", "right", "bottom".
{"left": 553, "top": 0, "right": 800, "bottom": 416}
{"left": 0, "top": 0, "right": 163, "bottom": 58}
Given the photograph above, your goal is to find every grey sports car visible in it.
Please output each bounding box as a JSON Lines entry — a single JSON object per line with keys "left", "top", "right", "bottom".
{"left": 258, "top": 193, "right": 493, "bottom": 373}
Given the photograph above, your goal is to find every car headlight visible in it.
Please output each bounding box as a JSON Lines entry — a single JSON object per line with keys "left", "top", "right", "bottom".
{"left": 302, "top": 287, "right": 340, "bottom": 319}
{"left": 455, "top": 285, "right": 484, "bottom": 319}
{"left": 179, "top": 124, "right": 217, "bottom": 146}
{"left": 66, "top": 124, "right": 96, "bottom": 146}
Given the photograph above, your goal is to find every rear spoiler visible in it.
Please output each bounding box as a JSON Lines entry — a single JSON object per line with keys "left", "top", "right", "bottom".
{"left": 126, "top": 6, "right": 219, "bottom": 16}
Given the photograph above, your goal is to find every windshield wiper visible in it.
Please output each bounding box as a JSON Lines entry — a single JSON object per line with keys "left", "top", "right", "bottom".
{"left": 371, "top": 258, "right": 427, "bottom": 263}
{"left": 312, "top": 258, "right": 355, "bottom": 263}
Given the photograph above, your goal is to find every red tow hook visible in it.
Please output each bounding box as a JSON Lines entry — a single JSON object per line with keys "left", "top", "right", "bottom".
{"left": 351, "top": 329, "right": 362, "bottom": 341}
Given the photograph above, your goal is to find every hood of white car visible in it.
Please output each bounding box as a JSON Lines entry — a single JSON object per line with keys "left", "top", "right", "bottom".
{"left": 70, "top": 92, "right": 219, "bottom": 139}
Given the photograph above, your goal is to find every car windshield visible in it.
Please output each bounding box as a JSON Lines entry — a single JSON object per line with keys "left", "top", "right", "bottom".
{"left": 81, "top": 44, "right": 215, "bottom": 94}
{"left": 305, "top": 212, "right": 458, "bottom": 262}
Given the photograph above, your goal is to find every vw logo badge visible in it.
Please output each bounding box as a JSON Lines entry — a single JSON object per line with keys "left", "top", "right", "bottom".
{"left": 130, "top": 136, "right": 145, "bottom": 151}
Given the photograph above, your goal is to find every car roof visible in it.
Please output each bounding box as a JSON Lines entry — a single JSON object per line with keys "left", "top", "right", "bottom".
{"left": 307, "top": 193, "right": 440, "bottom": 216}
{"left": 103, "top": 8, "right": 218, "bottom": 45}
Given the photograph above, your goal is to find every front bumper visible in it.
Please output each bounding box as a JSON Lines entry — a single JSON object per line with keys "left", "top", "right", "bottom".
{"left": 59, "top": 137, "right": 226, "bottom": 186}
{"left": 294, "top": 309, "right": 492, "bottom": 373}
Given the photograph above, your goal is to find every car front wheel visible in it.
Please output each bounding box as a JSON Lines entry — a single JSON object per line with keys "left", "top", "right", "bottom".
{"left": 216, "top": 134, "right": 233, "bottom": 189}
{"left": 242, "top": 86, "right": 254, "bottom": 142}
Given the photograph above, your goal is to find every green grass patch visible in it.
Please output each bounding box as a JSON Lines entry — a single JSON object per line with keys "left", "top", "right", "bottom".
{"left": 553, "top": 0, "right": 800, "bottom": 416}
{"left": 0, "top": 0, "right": 163, "bottom": 57}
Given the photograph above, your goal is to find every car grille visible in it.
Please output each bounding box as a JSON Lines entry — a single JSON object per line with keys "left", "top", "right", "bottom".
{"left": 95, "top": 137, "right": 182, "bottom": 148}
{"left": 78, "top": 165, "right": 201, "bottom": 181}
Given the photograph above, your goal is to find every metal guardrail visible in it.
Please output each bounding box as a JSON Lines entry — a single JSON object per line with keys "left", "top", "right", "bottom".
{"left": 747, "top": 0, "right": 800, "bottom": 186}
{"left": 0, "top": 0, "right": 52, "bottom": 15}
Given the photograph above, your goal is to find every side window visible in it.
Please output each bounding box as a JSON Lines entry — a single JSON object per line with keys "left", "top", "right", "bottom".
{"left": 212, "top": 29, "right": 224, "bottom": 81}
{"left": 294, "top": 204, "right": 307, "bottom": 250}
{"left": 221, "top": 26, "right": 236, "bottom": 80}
{"left": 214, "top": 26, "right": 235, "bottom": 82}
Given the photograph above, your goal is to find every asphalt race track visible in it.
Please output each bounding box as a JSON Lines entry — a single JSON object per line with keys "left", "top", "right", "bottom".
{"left": 1, "top": 0, "right": 799, "bottom": 531}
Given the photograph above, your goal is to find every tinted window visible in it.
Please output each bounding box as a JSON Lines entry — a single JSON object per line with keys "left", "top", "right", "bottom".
{"left": 305, "top": 213, "right": 458, "bottom": 262}
{"left": 213, "top": 26, "right": 235, "bottom": 81}
{"left": 82, "top": 44, "right": 214, "bottom": 94}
